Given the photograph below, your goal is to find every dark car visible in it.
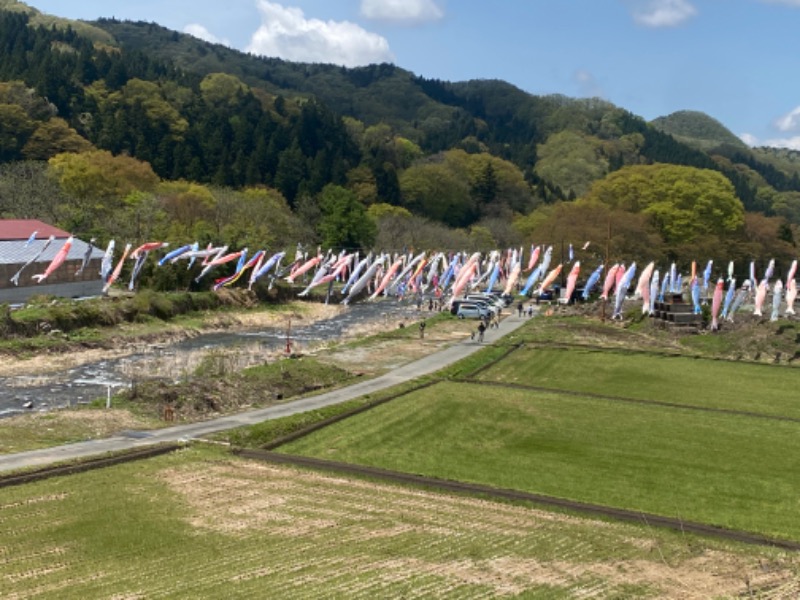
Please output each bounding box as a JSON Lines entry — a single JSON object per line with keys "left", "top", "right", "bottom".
{"left": 537, "top": 285, "right": 560, "bottom": 302}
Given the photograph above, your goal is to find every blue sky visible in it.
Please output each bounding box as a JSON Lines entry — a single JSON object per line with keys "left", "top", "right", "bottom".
{"left": 26, "top": 0, "right": 800, "bottom": 150}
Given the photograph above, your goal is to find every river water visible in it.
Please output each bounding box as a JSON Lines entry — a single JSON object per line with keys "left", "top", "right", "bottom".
{"left": 0, "top": 299, "right": 426, "bottom": 418}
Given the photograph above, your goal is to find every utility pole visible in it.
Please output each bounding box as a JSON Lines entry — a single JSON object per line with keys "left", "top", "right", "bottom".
{"left": 285, "top": 318, "right": 292, "bottom": 354}
{"left": 601, "top": 219, "right": 611, "bottom": 322}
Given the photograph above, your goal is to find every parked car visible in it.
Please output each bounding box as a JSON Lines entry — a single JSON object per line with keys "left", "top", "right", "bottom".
{"left": 451, "top": 298, "right": 494, "bottom": 316}
{"left": 537, "top": 285, "right": 561, "bottom": 302}
{"left": 465, "top": 294, "right": 505, "bottom": 312}
{"left": 449, "top": 299, "right": 470, "bottom": 315}
{"left": 464, "top": 294, "right": 500, "bottom": 316}
{"left": 456, "top": 302, "right": 491, "bottom": 319}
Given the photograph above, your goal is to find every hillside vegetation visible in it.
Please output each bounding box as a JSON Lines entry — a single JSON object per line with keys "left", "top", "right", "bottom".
{"left": 0, "top": 3, "right": 798, "bottom": 270}
{"left": 651, "top": 110, "right": 749, "bottom": 150}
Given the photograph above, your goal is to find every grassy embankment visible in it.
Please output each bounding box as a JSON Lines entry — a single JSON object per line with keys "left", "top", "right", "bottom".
{"left": 0, "top": 285, "right": 338, "bottom": 354}
{"left": 1, "top": 444, "right": 797, "bottom": 599}
{"left": 0, "top": 290, "right": 223, "bottom": 354}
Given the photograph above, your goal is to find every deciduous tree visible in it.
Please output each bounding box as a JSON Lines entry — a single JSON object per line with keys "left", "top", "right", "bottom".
{"left": 534, "top": 130, "right": 607, "bottom": 198}
{"left": 399, "top": 162, "right": 473, "bottom": 226}
{"left": 22, "top": 117, "right": 92, "bottom": 160}
{"left": 317, "top": 185, "right": 376, "bottom": 251}
{"left": 584, "top": 164, "right": 745, "bottom": 254}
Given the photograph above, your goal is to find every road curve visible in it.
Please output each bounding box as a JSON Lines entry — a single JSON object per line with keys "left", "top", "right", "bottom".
{"left": 0, "top": 311, "right": 531, "bottom": 473}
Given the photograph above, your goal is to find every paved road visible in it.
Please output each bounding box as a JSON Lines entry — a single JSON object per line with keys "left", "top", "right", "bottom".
{"left": 0, "top": 311, "right": 532, "bottom": 473}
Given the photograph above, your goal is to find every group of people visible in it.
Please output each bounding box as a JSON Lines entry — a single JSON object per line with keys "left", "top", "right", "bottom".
{"left": 516, "top": 302, "right": 534, "bottom": 318}
{"left": 415, "top": 296, "right": 443, "bottom": 312}
{"left": 471, "top": 302, "right": 535, "bottom": 342}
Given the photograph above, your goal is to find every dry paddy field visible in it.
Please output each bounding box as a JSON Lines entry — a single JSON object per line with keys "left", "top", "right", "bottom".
{"left": 1, "top": 447, "right": 798, "bottom": 599}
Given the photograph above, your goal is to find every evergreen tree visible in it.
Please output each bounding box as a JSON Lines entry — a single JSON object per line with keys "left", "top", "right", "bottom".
{"left": 274, "top": 140, "right": 307, "bottom": 206}
{"left": 472, "top": 161, "right": 497, "bottom": 204}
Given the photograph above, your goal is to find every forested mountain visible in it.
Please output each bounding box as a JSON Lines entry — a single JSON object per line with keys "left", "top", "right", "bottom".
{"left": 651, "top": 110, "right": 748, "bottom": 151}
{"left": 1, "top": 2, "right": 799, "bottom": 266}
{"left": 92, "top": 19, "right": 730, "bottom": 177}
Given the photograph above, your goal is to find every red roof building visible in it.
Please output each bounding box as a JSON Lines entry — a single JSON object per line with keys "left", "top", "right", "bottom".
{"left": 0, "top": 219, "right": 70, "bottom": 241}
{"left": 0, "top": 219, "right": 103, "bottom": 304}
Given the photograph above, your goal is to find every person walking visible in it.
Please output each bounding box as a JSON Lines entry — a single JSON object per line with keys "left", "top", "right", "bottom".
{"left": 477, "top": 321, "right": 486, "bottom": 342}
{"left": 419, "top": 321, "right": 426, "bottom": 339}
{"left": 517, "top": 302, "right": 523, "bottom": 317}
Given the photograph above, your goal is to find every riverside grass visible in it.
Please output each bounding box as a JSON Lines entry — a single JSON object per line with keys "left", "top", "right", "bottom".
{"left": 1, "top": 445, "right": 797, "bottom": 599}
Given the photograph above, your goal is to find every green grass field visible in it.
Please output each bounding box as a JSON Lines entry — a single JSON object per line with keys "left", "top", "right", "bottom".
{"left": 280, "top": 378, "right": 800, "bottom": 542}
{"left": 474, "top": 345, "right": 800, "bottom": 419}
{"left": 1, "top": 446, "right": 797, "bottom": 599}
{"left": 4, "top": 314, "right": 800, "bottom": 597}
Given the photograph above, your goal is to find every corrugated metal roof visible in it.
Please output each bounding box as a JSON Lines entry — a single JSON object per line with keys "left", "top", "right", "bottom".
{"left": 0, "top": 219, "right": 70, "bottom": 241}
{"left": 0, "top": 238, "right": 105, "bottom": 266}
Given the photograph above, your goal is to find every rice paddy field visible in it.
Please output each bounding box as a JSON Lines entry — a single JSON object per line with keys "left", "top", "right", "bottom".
{"left": 274, "top": 318, "right": 800, "bottom": 591}
{"left": 473, "top": 345, "right": 800, "bottom": 419}
{"left": 1, "top": 446, "right": 798, "bottom": 599}
{"left": 280, "top": 379, "right": 800, "bottom": 539}
{"left": 3, "top": 314, "right": 800, "bottom": 598}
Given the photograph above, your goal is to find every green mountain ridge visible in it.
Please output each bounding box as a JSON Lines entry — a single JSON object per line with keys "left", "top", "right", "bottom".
{"left": 650, "top": 110, "right": 748, "bottom": 151}
{"left": 0, "top": 0, "right": 114, "bottom": 44}
{"left": 88, "top": 17, "right": 800, "bottom": 203}
{"left": 86, "top": 20, "right": 717, "bottom": 170}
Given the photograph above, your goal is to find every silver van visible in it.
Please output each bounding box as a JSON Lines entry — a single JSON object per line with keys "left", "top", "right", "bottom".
{"left": 456, "top": 302, "right": 490, "bottom": 319}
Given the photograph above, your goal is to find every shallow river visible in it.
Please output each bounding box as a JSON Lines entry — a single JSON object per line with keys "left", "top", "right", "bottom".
{"left": 0, "top": 299, "right": 425, "bottom": 418}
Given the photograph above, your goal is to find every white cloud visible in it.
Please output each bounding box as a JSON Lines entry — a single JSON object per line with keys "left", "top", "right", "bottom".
{"left": 775, "top": 106, "right": 800, "bottom": 132}
{"left": 741, "top": 106, "right": 800, "bottom": 149}
{"left": 360, "top": 0, "right": 444, "bottom": 23}
{"left": 573, "top": 69, "right": 604, "bottom": 99}
{"left": 739, "top": 133, "right": 759, "bottom": 146}
{"left": 628, "top": 0, "right": 697, "bottom": 27}
{"left": 246, "top": 1, "right": 394, "bottom": 67}
{"left": 740, "top": 132, "right": 800, "bottom": 150}
{"left": 763, "top": 136, "right": 800, "bottom": 150}
{"left": 183, "top": 24, "right": 230, "bottom": 46}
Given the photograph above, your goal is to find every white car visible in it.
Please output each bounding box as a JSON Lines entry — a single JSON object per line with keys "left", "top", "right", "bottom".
{"left": 463, "top": 296, "right": 501, "bottom": 315}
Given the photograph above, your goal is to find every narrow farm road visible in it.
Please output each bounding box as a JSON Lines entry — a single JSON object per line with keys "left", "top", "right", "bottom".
{"left": 0, "top": 311, "right": 532, "bottom": 473}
